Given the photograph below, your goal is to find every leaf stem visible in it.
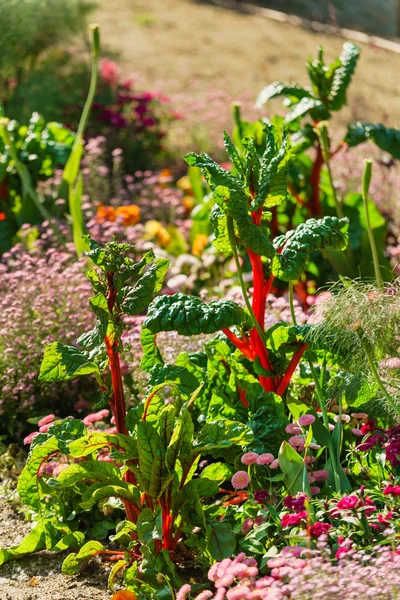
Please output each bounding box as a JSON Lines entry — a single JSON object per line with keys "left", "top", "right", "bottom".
{"left": 226, "top": 216, "right": 266, "bottom": 343}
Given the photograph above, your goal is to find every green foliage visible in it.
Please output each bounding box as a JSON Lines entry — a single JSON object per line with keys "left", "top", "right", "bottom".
{"left": 0, "top": 112, "right": 74, "bottom": 250}
{"left": 272, "top": 216, "right": 348, "bottom": 281}
{"left": 144, "top": 293, "right": 251, "bottom": 335}
{"left": 345, "top": 123, "right": 400, "bottom": 159}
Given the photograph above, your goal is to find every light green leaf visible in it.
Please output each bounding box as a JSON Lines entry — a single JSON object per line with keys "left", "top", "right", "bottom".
{"left": 38, "top": 342, "right": 101, "bottom": 382}
{"left": 62, "top": 540, "right": 104, "bottom": 575}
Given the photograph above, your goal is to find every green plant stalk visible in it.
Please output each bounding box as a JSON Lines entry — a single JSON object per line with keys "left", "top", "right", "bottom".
{"left": 362, "top": 159, "right": 383, "bottom": 289}
{"left": 226, "top": 215, "right": 266, "bottom": 343}
{"left": 62, "top": 24, "right": 100, "bottom": 256}
{"left": 360, "top": 337, "right": 400, "bottom": 416}
{"left": 0, "top": 119, "right": 64, "bottom": 243}
{"left": 289, "top": 281, "right": 342, "bottom": 491}
{"left": 317, "top": 122, "right": 344, "bottom": 220}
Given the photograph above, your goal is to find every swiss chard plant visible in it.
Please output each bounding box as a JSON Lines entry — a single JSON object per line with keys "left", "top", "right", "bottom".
{"left": 2, "top": 237, "right": 254, "bottom": 597}
{"left": 142, "top": 125, "right": 348, "bottom": 400}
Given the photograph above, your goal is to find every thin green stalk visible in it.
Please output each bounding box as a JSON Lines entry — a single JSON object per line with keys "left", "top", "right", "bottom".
{"left": 0, "top": 119, "right": 64, "bottom": 243}
{"left": 362, "top": 159, "right": 383, "bottom": 289}
{"left": 288, "top": 283, "right": 330, "bottom": 428}
{"left": 317, "top": 122, "right": 344, "bottom": 219}
{"left": 227, "top": 215, "right": 266, "bottom": 342}
{"left": 289, "top": 280, "right": 342, "bottom": 491}
{"left": 360, "top": 337, "right": 400, "bottom": 416}
{"left": 62, "top": 24, "right": 100, "bottom": 256}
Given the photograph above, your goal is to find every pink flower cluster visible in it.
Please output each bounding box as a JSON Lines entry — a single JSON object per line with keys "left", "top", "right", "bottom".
{"left": 177, "top": 545, "right": 400, "bottom": 599}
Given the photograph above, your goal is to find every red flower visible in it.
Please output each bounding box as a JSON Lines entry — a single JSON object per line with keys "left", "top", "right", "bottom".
{"left": 383, "top": 485, "right": 400, "bottom": 496}
{"left": 309, "top": 522, "right": 332, "bottom": 538}
{"left": 281, "top": 511, "right": 307, "bottom": 527}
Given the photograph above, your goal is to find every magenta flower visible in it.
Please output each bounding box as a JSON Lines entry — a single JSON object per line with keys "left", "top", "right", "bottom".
{"left": 284, "top": 494, "right": 307, "bottom": 512}
{"left": 309, "top": 522, "right": 332, "bottom": 537}
{"left": 298, "top": 414, "right": 315, "bottom": 426}
{"left": 231, "top": 471, "right": 250, "bottom": 489}
{"left": 336, "top": 495, "right": 359, "bottom": 510}
{"left": 281, "top": 511, "right": 307, "bottom": 527}
{"left": 241, "top": 452, "right": 259, "bottom": 465}
{"left": 383, "top": 485, "right": 400, "bottom": 496}
{"left": 256, "top": 453, "right": 274, "bottom": 465}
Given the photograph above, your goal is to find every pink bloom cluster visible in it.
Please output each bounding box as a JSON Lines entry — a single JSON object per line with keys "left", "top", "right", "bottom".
{"left": 177, "top": 545, "right": 400, "bottom": 599}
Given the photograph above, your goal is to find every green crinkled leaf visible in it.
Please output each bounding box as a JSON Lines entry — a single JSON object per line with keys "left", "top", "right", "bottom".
{"left": 79, "top": 483, "right": 140, "bottom": 510}
{"left": 201, "top": 462, "right": 233, "bottom": 484}
{"left": 193, "top": 420, "right": 253, "bottom": 453}
{"left": 247, "top": 395, "right": 288, "bottom": 454}
{"left": 345, "top": 123, "right": 400, "bottom": 159}
{"left": 183, "top": 152, "right": 246, "bottom": 199}
{"left": 272, "top": 216, "right": 348, "bottom": 281}
{"left": 206, "top": 522, "right": 236, "bottom": 561}
{"left": 257, "top": 82, "right": 312, "bottom": 106}
{"left": 166, "top": 404, "right": 194, "bottom": 472}
{"left": 53, "top": 531, "right": 85, "bottom": 551}
{"left": 210, "top": 203, "right": 231, "bottom": 254}
{"left": 119, "top": 258, "right": 170, "bottom": 316}
{"left": 68, "top": 432, "right": 137, "bottom": 460}
{"left": 137, "top": 421, "right": 165, "bottom": 498}
{"left": 284, "top": 97, "right": 326, "bottom": 123}
{"left": 17, "top": 436, "right": 60, "bottom": 512}
{"left": 329, "top": 42, "right": 360, "bottom": 111}
{"left": 251, "top": 126, "right": 291, "bottom": 211}
{"left": 213, "top": 185, "right": 276, "bottom": 257}
{"left": 0, "top": 522, "right": 47, "bottom": 565}
{"left": 54, "top": 461, "right": 122, "bottom": 487}
{"left": 140, "top": 327, "right": 164, "bottom": 373}
{"left": 137, "top": 508, "right": 160, "bottom": 545}
{"left": 144, "top": 293, "right": 250, "bottom": 336}
{"left": 148, "top": 364, "right": 199, "bottom": 396}
{"left": 62, "top": 540, "right": 104, "bottom": 575}
{"left": 38, "top": 342, "right": 102, "bottom": 382}
{"left": 31, "top": 417, "right": 86, "bottom": 454}
{"left": 182, "top": 477, "right": 219, "bottom": 499}
{"left": 223, "top": 131, "right": 244, "bottom": 177}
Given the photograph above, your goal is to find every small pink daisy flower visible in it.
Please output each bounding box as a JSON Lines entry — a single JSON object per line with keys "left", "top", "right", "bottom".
{"left": 256, "top": 453, "right": 275, "bottom": 465}
{"left": 241, "top": 452, "right": 259, "bottom": 465}
{"left": 231, "top": 470, "right": 250, "bottom": 489}
{"left": 298, "top": 414, "right": 315, "bottom": 427}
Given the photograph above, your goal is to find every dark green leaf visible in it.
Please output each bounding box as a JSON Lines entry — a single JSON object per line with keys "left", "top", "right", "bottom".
{"left": 206, "top": 522, "right": 235, "bottom": 560}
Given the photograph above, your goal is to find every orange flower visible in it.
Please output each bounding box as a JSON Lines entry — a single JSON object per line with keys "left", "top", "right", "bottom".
{"left": 176, "top": 175, "right": 192, "bottom": 193}
{"left": 110, "top": 591, "right": 137, "bottom": 600}
{"left": 192, "top": 233, "right": 208, "bottom": 257}
{"left": 0, "top": 212, "right": 6, "bottom": 221}
{"left": 96, "top": 205, "right": 116, "bottom": 223}
{"left": 115, "top": 204, "right": 141, "bottom": 226}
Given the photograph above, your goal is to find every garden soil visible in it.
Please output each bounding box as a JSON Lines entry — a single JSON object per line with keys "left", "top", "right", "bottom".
{"left": 94, "top": 0, "right": 400, "bottom": 125}
{"left": 0, "top": 499, "right": 110, "bottom": 600}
